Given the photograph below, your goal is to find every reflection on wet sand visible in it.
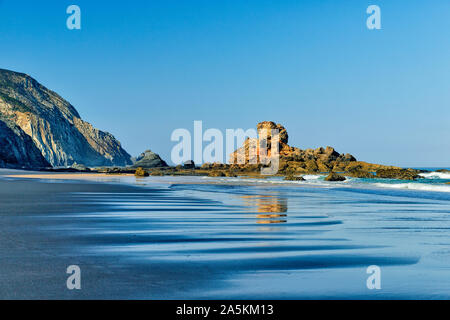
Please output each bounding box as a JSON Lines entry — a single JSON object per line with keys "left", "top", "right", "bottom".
{"left": 241, "top": 195, "right": 288, "bottom": 224}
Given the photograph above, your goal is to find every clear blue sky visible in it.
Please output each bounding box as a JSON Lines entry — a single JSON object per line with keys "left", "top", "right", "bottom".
{"left": 0, "top": 0, "right": 449, "bottom": 166}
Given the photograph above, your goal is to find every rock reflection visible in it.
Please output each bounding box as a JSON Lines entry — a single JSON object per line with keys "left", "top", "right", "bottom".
{"left": 241, "top": 195, "right": 288, "bottom": 224}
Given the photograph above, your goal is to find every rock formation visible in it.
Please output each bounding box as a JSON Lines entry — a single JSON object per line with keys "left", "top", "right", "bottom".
{"left": 0, "top": 69, "right": 132, "bottom": 168}
{"left": 375, "top": 168, "right": 420, "bottom": 180}
{"left": 284, "top": 175, "right": 306, "bottom": 181}
{"left": 131, "top": 150, "right": 167, "bottom": 168}
{"left": 325, "top": 172, "right": 346, "bottom": 182}
{"left": 229, "top": 121, "right": 399, "bottom": 175}
{"left": 134, "top": 167, "right": 149, "bottom": 177}
{"left": 183, "top": 160, "right": 195, "bottom": 169}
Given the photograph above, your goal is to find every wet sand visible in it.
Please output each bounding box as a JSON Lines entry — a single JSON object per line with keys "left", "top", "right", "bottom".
{"left": 0, "top": 171, "right": 224, "bottom": 299}
{"left": 1, "top": 169, "right": 449, "bottom": 299}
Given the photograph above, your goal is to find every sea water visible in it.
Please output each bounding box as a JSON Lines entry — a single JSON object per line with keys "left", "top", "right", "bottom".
{"left": 62, "top": 170, "right": 450, "bottom": 299}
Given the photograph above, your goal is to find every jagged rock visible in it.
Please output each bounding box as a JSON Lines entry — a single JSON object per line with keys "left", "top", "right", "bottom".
{"left": 208, "top": 171, "right": 226, "bottom": 177}
{"left": 284, "top": 175, "right": 306, "bottom": 181}
{"left": 0, "top": 118, "right": 50, "bottom": 169}
{"left": 346, "top": 168, "right": 375, "bottom": 178}
{"left": 150, "top": 170, "right": 164, "bottom": 176}
{"left": 228, "top": 121, "right": 404, "bottom": 177}
{"left": 134, "top": 167, "right": 149, "bottom": 177}
{"left": 229, "top": 121, "right": 361, "bottom": 174}
{"left": 224, "top": 171, "right": 237, "bottom": 177}
{"left": 132, "top": 150, "right": 167, "bottom": 168}
{"left": 0, "top": 68, "right": 132, "bottom": 167}
{"left": 376, "top": 168, "right": 420, "bottom": 180}
{"left": 437, "top": 169, "right": 450, "bottom": 173}
{"left": 325, "top": 172, "right": 346, "bottom": 181}
{"left": 70, "top": 162, "right": 90, "bottom": 172}
{"left": 183, "top": 160, "right": 195, "bottom": 169}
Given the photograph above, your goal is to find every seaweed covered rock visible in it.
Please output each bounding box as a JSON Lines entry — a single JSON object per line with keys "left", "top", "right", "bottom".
{"left": 134, "top": 167, "right": 149, "bottom": 177}
{"left": 346, "top": 168, "right": 374, "bottom": 178}
{"left": 208, "top": 171, "right": 226, "bottom": 177}
{"left": 70, "top": 162, "right": 90, "bottom": 172}
{"left": 324, "top": 172, "right": 346, "bottom": 182}
{"left": 284, "top": 175, "right": 306, "bottom": 181}
{"left": 376, "top": 168, "right": 420, "bottom": 180}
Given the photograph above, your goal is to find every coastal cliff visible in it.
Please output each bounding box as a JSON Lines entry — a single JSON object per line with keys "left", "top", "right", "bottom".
{"left": 0, "top": 119, "right": 50, "bottom": 169}
{"left": 0, "top": 69, "right": 132, "bottom": 167}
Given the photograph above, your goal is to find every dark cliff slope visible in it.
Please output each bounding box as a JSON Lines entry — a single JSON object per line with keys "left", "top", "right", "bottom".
{"left": 0, "top": 118, "right": 50, "bottom": 169}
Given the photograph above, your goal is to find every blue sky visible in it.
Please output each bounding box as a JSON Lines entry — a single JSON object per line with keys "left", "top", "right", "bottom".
{"left": 0, "top": 0, "right": 449, "bottom": 166}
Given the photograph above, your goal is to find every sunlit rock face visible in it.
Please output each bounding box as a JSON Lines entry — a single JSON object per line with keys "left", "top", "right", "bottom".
{"left": 0, "top": 69, "right": 132, "bottom": 167}
{"left": 0, "top": 119, "right": 50, "bottom": 169}
{"left": 229, "top": 121, "right": 400, "bottom": 174}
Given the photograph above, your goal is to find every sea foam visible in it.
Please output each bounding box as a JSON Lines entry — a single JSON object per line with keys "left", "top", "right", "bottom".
{"left": 419, "top": 172, "right": 450, "bottom": 180}
{"left": 374, "top": 182, "right": 450, "bottom": 193}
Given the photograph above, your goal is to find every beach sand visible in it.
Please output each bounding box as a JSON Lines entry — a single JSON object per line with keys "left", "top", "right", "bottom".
{"left": 1, "top": 169, "right": 450, "bottom": 299}
{"left": 0, "top": 171, "right": 222, "bottom": 299}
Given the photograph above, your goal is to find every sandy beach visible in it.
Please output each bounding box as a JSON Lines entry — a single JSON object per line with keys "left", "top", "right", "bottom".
{"left": 0, "top": 170, "right": 222, "bottom": 299}
{"left": 1, "top": 169, "right": 450, "bottom": 299}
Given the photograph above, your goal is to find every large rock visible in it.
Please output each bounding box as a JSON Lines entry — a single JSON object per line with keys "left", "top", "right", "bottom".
{"left": 131, "top": 150, "right": 167, "bottom": 168}
{"left": 0, "top": 118, "right": 50, "bottom": 169}
{"left": 324, "top": 172, "right": 346, "bottom": 181}
{"left": 134, "top": 167, "right": 149, "bottom": 177}
{"left": 229, "top": 121, "right": 403, "bottom": 176}
{"left": 376, "top": 168, "right": 420, "bottom": 180}
{"left": 0, "top": 69, "right": 132, "bottom": 167}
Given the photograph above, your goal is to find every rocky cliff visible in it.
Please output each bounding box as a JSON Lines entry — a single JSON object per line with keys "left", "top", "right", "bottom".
{"left": 0, "top": 118, "right": 50, "bottom": 169}
{"left": 0, "top": 69, "right": 132, "bottom": 167}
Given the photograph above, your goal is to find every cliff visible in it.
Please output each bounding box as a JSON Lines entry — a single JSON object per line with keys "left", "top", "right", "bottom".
{"left": 0, "top": 69, "right": 132, "bottom": 167}
{"left": 0, "top": 118, "right": 50, "bottom": 169}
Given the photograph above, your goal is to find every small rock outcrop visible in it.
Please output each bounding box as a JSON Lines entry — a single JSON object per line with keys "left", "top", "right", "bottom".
{"left": 131, "top": 150, "right": 167, "bottom": 168}
{"left": 183, "top": 160, "right": 195, "bottom": 169}
{"left": 284, "top": 175, "right": 306, "bottom": 181}
{"left": 134, "top": 167, "right": 149, "bottom": 177}
{"left": 325, "top": 172, "right": 346, "bottom": 182}
{"left": 375, "top": 168, "right": 421, "bottom": 180}
{"left": 70, "top": 162, "right": 90, "bottom": 172}
{"left": 208, "top": 171, "right": 226, "bottom": 177}
{"left": 346, "top": 168, "right": 375, "bottom": 178}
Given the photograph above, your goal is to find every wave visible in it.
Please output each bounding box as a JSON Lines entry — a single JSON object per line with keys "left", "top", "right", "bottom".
{"left": 419, "top": 172, "right": 450, "bottom": 180}
{"left": 302, "top": 174, "right": 324, "bottom": 180}
{"left": 373, "top": 182, "right": 450, "bottom": 193}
